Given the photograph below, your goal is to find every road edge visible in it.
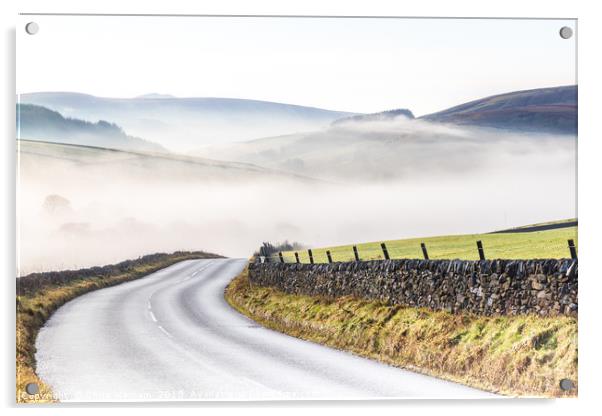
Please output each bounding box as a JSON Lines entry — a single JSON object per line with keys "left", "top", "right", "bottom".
{"left": 224, "top": 266, "right": 577, "bottom": 398}
{"left": 16, "top": 251, "right": 223, "bottom": 404}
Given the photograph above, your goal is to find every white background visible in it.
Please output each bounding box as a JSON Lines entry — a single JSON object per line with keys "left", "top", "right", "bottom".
{"left": 2, "top": 0, "right": 600, "bottom": 414}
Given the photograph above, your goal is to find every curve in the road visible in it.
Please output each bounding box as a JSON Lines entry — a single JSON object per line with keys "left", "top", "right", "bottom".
{"left": 36, "top": 258, "right": 497, "bottom": 401}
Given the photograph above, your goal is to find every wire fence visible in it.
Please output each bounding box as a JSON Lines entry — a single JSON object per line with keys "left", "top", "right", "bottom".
{"left": 264, "top": 235, "right": 578, "bottom": 264}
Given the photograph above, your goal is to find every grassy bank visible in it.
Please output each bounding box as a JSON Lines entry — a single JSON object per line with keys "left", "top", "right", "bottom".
{"left": 225, "top": 268, "right": 578, "bottom": 397}
{"left": 281, "top": 222, "right": 577, "bottom": 263}
{"left": 16, "top": 251, "right": 221, "bottom": 403}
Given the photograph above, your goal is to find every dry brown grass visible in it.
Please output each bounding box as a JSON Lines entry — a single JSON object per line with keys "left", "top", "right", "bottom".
{"left": 16, "top": 252, "right": 219, "bottom": 403}
{"left": 225, "top": 268, "right": 577, "bottom": 398}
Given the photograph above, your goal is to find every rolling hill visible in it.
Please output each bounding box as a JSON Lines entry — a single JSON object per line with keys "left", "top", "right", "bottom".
{"left": 194, "top": 85, "right": 577, "bottom": 182}
{"left": 420, "top": 85, "right": 577, "bottom": 134}
{"left": 194, "top": 116, "right": 575, "bottom": 183}
{"left": 17, "top": 139, "right": 320, "bottom": 185}
{"left": 332, "top": 109, "right": 415, "bottom": 126}
{"left": 17, "top": 104, "right": 165, "bottom": 153}
{"left": 19, "top": 92, "right": 355, "bottom": 151}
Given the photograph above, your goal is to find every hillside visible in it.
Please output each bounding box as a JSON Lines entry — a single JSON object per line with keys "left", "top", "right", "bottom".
{"left": 17, "top": 104, "right": 165, "bottom": 153}
{"left": 195, "top": 85, "right": 576, "bottom": 183}
{"left": 331, "top": 108, "right": 414, "bottom": 125}
{"left": 420, "top": 85, "right": 577, "bottom": 134}
{"left": 17, "top": 139, "right": 319, "bottom": 185}
{"left": 195, "top": 118, "right": 575, "bottom": 183}
{"left": 280, "top": 221, "right": 578, "bottom": 263}
{"left": 19, "top": 92, "right": 355, "bottom": 151}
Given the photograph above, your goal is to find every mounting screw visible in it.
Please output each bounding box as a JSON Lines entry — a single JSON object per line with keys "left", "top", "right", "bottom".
{"left": 559, "top": 26, "right": 573, "bottom": 39}
{"left": 25, "top": 383, "right": 39, "bottom": 395}
{"left": 25, "top": 22, "right": 39, "bottom": 35}
{"left": 559, "top": 378, "right": 575, "bottom": 391}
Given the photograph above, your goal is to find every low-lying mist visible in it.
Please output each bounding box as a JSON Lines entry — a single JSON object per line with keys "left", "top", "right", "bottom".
{"left": 17, "top": 119, "right": 576, "bottom": 275}
{"left": 195, "top": 117, "right": 576, "bottom": 183}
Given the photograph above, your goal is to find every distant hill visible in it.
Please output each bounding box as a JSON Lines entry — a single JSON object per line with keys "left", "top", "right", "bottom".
{"left": 17, "top": 139, "right": 321, "bottom": 185}
{"left": 420, "top": 85, "right": 577, "bottom": 135}
{"left": 195, "top": 116, "right": 575, "bottom": 183}
{"left": 332, "top": 109, "right": 414, "bottom": 126}
{"left": 135, "top": 93, "right": 176, "bottom": 99}
{"left": 17, "top": 104, "right": 166, "bottom": 153}
{"left": 194, "top": 86, "right": 577, "bottom": 182}
{"left": 19, "top": 92, "right": 355, "bottom": 151}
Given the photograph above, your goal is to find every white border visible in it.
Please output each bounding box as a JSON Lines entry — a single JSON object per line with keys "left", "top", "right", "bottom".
{"left": 2, "top": 0, "right": 601, "bottom": 414}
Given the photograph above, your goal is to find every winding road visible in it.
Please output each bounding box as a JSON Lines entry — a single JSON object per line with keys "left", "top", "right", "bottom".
{"left": 36, "top": 258, "right": 496, "bottom": 401}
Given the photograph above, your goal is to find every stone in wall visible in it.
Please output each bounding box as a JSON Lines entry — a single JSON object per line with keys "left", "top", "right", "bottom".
{"left": 248, "top": 258, "right": 578, "bottom": 317}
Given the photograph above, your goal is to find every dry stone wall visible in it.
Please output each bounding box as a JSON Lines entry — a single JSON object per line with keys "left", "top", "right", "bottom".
{"left": 248, "top": 259, "right": 578, "bottom": 316}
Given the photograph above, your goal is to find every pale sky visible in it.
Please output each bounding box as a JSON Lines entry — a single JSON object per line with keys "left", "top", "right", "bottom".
{"left": 17, "top": 15, "right": 576, "bottom": 115}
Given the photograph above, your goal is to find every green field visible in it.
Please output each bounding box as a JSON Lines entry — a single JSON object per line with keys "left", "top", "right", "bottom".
{"left": 280, "top": 220, "right": 578, "bottom": 263}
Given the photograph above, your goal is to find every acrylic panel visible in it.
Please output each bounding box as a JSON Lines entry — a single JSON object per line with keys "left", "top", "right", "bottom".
{"left": 16, "top": 15, "right": 577, "bottom": 402}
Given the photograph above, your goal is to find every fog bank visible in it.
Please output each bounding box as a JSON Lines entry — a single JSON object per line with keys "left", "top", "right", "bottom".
{"left": 17, "top": 126, "right": 576, "bottom": 274}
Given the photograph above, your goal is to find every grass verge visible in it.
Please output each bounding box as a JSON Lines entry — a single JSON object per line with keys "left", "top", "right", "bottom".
{"left": 225, "top": 268, "right": 577, "bottom": 397}
{"left": 16, "top": 251, "right": 221, "bottom": 403}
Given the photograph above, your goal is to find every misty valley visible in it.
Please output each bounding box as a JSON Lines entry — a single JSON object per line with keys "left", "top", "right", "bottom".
{"left": 17, "top": 86, "right": 577, "bottom": 274}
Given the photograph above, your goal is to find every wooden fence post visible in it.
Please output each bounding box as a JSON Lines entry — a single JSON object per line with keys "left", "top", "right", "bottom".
{"left": 278, "top": 252, "right": 284, "bottom": 263}
{"left": 421, "top": 242, "right": 429, "bottom": 260}
{"left": 380, "top": 243, "right": 390, "bottom": 260}
{"left": 294, "top": 252, "right": 300, "bottom": 263}
{"left": 353, "top": 245, "right": 360, "bottom": 262}
{"left": 476, "top": 240, "right": 485, "bottom": 260}
{"left": 326, "top": 250, "right": 333, "bottom": 264}
{"left": 568, "top": 239, "right": 577, "bottom": 259}
{"left": 264, "top": 247, "right": 270, "bottom": 263}
{"left": 308, "top": 249, "right": 314, "bottom": 264}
